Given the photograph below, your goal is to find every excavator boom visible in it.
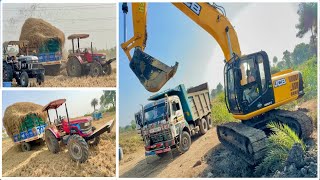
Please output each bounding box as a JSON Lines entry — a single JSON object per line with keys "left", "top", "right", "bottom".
{"left": 121, "top": 2, "right": 241, "bottom": 92}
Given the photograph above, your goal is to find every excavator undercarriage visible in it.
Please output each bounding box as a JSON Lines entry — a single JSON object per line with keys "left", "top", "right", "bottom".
{"left": 217, "top": 109, "right": 313, "bottom": 165}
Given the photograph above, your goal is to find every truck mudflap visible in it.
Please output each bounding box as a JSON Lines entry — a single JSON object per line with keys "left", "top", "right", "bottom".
{"left": 85, "top": 119, "right": 114, "bottom": 141}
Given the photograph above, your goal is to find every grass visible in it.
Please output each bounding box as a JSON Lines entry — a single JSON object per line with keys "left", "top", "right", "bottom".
{"left": 119, "top": 130, "right": 144, "bottom": 155}
{"left": 211, "top": 93, "right": 239, "bottom": 126}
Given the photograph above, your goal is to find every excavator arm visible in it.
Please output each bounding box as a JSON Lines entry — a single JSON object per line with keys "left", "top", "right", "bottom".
{"left": 121, "top": 2, "right": 241, "bottom": 92}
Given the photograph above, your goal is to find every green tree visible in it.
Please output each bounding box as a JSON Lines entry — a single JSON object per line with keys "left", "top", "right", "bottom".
{"left": 296, "top": 3, "right": 318, "bottom": 54}
{"left": 291, "top": 43, "right": 311, "bottom": 65}
{"left": 216, "top": 82, "right": 223, "bottom": 94}
{"left": 272, "top": 56, "right": 278, "bottom": 66}
{"left": 130, "top": 120, "right": 136, "bottom": 130}
{"left": 211, "top": 89, "right": 217, "bottom": 99}
{"left": 91, "top": 98, "right": 98, "bottom": 111}
{"left": 282, "top": 50, "right": 292, "bottom": 68}
{"left": 100, "top": 91, "right": 116, "bottom": 108}
{"left": 277, "top": 61, "right": 286, "bottom": 70}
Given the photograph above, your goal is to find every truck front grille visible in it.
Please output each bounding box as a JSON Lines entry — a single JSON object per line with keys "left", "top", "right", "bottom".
{"left": 150, "top": 129, "right": 172, "bottom": 144}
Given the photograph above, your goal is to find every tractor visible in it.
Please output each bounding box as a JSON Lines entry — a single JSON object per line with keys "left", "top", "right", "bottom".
{"left": 66, "top": 34, "right": 116, "bottom": 77}
{"left": 3, "top": 41, "right": 45, "bottom": 87}
{"left": 43, "top": 99, "right": 114, "bottom": 163}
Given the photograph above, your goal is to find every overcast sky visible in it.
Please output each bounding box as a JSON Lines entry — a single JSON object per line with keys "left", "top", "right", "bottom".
{"left": 2, "top": 3, "right": 116, "bottom": 50}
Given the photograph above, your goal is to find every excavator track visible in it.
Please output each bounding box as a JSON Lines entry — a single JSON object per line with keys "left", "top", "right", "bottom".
{"left": 217, "top": 122, "right": 267, "bottom": 165}
{"left": 217, "top": 109, "right": 313, "bottom": 165}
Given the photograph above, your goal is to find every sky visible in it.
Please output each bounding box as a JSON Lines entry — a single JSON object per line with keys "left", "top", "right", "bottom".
{"left": 2, "top": 90, "right": 107, "bottom": 126}
{"left": 119, "top": 2, "right": 310, "bottom": 127}
{"left": 2, "top": 3, "right": 116, "bottom": 50}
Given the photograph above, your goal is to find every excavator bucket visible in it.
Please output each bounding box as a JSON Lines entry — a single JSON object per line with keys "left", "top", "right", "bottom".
{"left": 130, "top": 48, "right": 179, "bottom": 92}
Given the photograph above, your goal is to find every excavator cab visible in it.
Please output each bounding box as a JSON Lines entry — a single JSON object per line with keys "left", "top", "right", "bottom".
{"left": 130, "top": 48, "right": 179, "bottom": 92}
{"left": 224, "top": 51, "right": 274, "bottom": 115}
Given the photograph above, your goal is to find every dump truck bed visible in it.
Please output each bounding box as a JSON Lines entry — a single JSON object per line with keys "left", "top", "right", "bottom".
{"left": 149, "top": 83, "right": 211, "bottom": 122}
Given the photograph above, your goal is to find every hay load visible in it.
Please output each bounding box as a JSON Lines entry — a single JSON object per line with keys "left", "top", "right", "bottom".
{"left": 3, "top": 102, "right": 48, "bottom": 139}
{"left": 19, "top": 18, "right": 65, "bottom": 53}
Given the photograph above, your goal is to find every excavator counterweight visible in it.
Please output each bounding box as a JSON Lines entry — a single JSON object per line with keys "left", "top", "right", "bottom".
{"left": 130, "top": 48, "right": 178, "bottom": 92}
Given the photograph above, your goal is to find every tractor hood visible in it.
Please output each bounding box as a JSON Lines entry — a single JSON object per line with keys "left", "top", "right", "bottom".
{"left": 92, "top": 53, "right": 106, "bottom": 60}
{"left": 63, "top": 116, "right": 93, "bottom": 124}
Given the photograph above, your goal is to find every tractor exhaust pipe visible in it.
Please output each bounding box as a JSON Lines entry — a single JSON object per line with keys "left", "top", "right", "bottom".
{"left": 130, "top": 48, "right": 179, "bottom": 92}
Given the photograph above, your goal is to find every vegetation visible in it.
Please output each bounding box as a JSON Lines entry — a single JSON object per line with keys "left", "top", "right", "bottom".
{"left": 100, "top": 90, "right": 116, "bottom": 109}
{"left": 255, "top": 122, "right": 305, "bottom": 176}
{"left": 119, "top": 129, "right": 144, "bottom": 155}
{"left": 91, "top": 98, "right": 98, "bottom": 111}
{"left": 211, "top": 92, "right": 238, "bottom": 126}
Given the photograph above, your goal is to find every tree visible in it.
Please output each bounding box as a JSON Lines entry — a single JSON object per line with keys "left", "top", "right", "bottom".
{"left": 277, "top": 61, "right": 286, "bottom": 70}
{"left": 272, "top": 56, "right": 278, "bottom": 66}
{"left": 216, "top": 83, "right": 223, "bottom": 94}
{"left": 282, "top": 50, "right": 292, "bottom": 68}
{"left": 130, "top": 120, "right": 136, "bottom": 130}
{"left": 100, "top": 90, "right": 116, "bottom": 108}
{"left": 296, "top": 3, "right": 318, "bottom": 54}
{"left": 211, "top": 89, "right": 217, "bottom": 98}
{"left": 291, "top": 43, "right": 311, "bottom": 65}
{"left": 91, "top": 98, "right": 98, "bottom": 111}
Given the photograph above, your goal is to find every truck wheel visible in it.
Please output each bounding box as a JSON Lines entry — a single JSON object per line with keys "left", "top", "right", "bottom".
{"left": 3, "top": 62, "right": 13, "bottom": 82}
{"left": 45, "top": 64, "right": 61, "bottom": 76}
{"left": 207, "top": 115, "right": 213, "bottom": 129}
{"left": 45, "top": 129, "right": 60, "bottom": 153}
{"left": 18, "top": 71, "right": 29, "bottom": 87}
{"left": 89, "top": 62, "right": 103, "bottom": 77}
{"left": 21, "top": 142, "right": 31, "bottom": 152}
{"left": 67, "top": 135, "right": 89, "bottom": 163}
{"left": 37, "top": 73, "right": 45, "bottom": 85}
{"left": 88, "top": 136, "right": 100, "bottom": 147}
{"left": 199, "top": 118, "right": 208, "bottom": 135}
{"left": 103, "top": 63, "right": 112, "bottom": 75}
{"left": 178, "top": 131, "right": 191, "bottom": 154}
{"left": 67, "top": 57, "right": 82, "bottom": 77}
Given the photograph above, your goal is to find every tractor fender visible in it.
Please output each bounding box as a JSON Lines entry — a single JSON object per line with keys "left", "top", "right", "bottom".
{"left": 69, "top": 55, "right": 85, "bottom": 64}
{"left": 45, "top": 125, "right": 60, "bottom": 139}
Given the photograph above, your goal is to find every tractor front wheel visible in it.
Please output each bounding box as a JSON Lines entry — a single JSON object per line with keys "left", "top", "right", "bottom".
{"left": 67, "top": 57, "right": 82, "bottom": 77}
{"left": 45, "top": 129, "right": 60, "bottom": 153}
{"left": 37, "top": 73, "right": 45, "bottom": 85}
{"left": 103, "top": 63, "right": 112, "bottom": 75}
{"left": 88, "top": 136, "right": 100, "bottom": 147}
{"left": 67, "top": 135, "right": 89, "bottom": 163}
{"left": 89, "top": 62, "right": 103, "bottom": 77}
{"left": 18, "top": 71, "right": 29, "bottom": 87}
{"left": 21, "top": 142, "right": 31, "bottom": 152}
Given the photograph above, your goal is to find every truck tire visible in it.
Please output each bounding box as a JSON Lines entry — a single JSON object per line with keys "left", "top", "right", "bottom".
{"left": 21, "top": 142, "right": 31, "bottom": 152}
{"left": 88, "top": 136, "right": 100, "bottom": 147}
{"left": 19, "top": 71, "right": 29, "bottom": 87}
{"left": 45, "top": 129, "right": 60, "bottom": 153}
{"left": 178, "top": 131, "right": 191, "bottom": 154}
{"left": 103, "top": 63, "right": 112, "bottom": 75}
{"left": 199, "top": 118, "right": 208, "bottom": 135}
{"left": 67, "top": 57, "right": 82, "bottom": 77}
{"left": 89, "top": 62, "right": 103, "bottom": 77}
{"left": 3, "top": 62, "right": 13, "bottom": 82}
{"left": 206, "top": 115, "right": 213, "bottom": 129}
{"left": 67, "top": 135, "right": 89, "bottom": 163}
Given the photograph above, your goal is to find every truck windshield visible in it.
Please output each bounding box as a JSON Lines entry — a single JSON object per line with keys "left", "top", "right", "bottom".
{"left": 144, "top": 103, "right": 167, "bottom": 124}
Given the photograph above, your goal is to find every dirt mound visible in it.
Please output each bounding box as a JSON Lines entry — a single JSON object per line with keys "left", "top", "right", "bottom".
{"left": 19, "top": 18, "right": 65, "bottom": 49}
{"left": 3, "top": 102, "right": 47, "bottom": 138}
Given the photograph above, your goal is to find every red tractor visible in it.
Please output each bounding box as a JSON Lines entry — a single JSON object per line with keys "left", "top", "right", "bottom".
{"left": 43, "top": 99, "right": 114, "bottom": 163}
{"left": 66, "top": 34, "right": 116, "bottom": 77}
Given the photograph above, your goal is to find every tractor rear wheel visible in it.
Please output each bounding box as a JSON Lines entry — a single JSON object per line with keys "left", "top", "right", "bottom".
{"left": 67, "top": 57, "right": 82, "bottom": 77}
{"left": 18, "top": 71, "right": 29, "bottom": 87}
{"left": 88, "top": 136, "right": 100, "bottom": 147}
{"left": 3, "top": 62, "right": 13, "bottom": 82}
{"left": 89, "top": 62, "right": 103, "bottom": 77}
{"left": 67, "top": 135, "right": 89, "bottom": 163}
{"left": 103, "top": 63, "right": 112, "bottom": 75}
{"left": 45, "top": 129, "right": 60, "bottom": 153}
{"left": 21, "top": 142, "right": 31, "bottom": 152}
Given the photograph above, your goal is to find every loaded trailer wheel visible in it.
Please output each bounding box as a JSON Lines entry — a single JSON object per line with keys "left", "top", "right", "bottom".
{"left": 67, "top": 134, "right": 89, "bottom": 163}
{"left": 21, "top": 142, "right": 31, "bottom": 152}
{"left": 45, "top": 129, "right": 60, "bottom": 153}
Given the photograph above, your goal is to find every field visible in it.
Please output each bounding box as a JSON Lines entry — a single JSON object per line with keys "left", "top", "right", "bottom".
{"left": 2, "top": 112, "right": 116, "bottom": 177}
{"left": 12, "top": 61, "right": 116, "bottom": 87}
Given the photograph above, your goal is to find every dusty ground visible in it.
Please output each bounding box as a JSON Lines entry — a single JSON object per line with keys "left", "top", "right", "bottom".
{"left": 12, "top": 61, "right": 116, "bottom": 87}
{"left": 119, "top": 100, "right": 318, "bottom": 178}
{"left": 2, "top": 113, "right": 116, "bottom": 177}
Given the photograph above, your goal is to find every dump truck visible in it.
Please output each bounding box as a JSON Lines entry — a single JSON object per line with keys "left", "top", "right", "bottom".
{"left": 135, "top": 83, "right": 211, "bottom": 157}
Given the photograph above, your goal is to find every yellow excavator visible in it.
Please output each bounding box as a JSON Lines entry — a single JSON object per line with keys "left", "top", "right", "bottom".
{"left": 121, "top": 2, "right": 313, "bottom": 164}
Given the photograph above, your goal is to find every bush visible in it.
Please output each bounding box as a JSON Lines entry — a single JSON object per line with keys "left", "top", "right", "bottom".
{"left": 211, "top": 92, "right": 238, "bottom": 126}
{"left": 119, "top": 130, "right": 144, "bottom": 155}
{"left": 299, "top": 56, "right": 317, "bottom": 100}
{"left": 255, "top": 122, "right": 305, "bottom": 176}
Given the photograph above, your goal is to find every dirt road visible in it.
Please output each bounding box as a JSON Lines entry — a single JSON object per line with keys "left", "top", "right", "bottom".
{"left": 120, "top": 128, "right": 220, "bottom": 178}
{"left": 2, "top": 113, "right": 116, "bottom": 177}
